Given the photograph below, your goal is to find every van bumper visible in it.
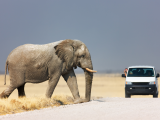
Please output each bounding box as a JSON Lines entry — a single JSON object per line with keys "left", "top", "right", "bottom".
{"left": 125, "top": 84, "right": 157, "bottom": 95}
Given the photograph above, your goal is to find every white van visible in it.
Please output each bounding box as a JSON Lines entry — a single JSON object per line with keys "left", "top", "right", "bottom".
{"left": 122, "top": 66, "right": 159, "bottom": 98}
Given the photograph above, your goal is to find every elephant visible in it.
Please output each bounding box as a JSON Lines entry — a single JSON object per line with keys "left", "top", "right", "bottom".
{"left": 0, "top": 39, "right": 97, "bottom": 104}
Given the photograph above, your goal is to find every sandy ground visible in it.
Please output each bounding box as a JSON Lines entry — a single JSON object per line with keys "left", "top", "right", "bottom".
{"left": 0, "top": 74, "right": 157, "bottom": 98}
{"left": 1, "top": 97, "right": 160, "bottom": 120}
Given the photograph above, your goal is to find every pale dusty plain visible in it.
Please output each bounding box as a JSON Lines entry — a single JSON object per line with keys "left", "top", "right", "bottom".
{"left": 0, "top": 74, "right": 158, "bottom": 98}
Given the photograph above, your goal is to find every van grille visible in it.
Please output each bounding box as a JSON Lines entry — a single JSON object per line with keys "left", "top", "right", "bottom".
{"left": 132, "top": 82, "right": 149, "bottom": 85}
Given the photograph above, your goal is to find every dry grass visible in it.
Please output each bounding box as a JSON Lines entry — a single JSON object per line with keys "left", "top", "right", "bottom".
{"left": 0, "top": 95, "right": 74, "bottom": 115}
{"left": 0, "top": 74, "right": 159, "bottom": 115}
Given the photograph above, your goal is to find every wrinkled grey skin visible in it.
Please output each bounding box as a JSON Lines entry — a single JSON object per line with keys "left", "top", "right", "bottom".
{"left": 0, "top": 39, "right": 94, "bottom": 104}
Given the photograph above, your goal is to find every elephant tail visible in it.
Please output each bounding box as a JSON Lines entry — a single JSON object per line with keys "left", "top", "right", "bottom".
{"left": 4, "top": 60, "right": 8, "bottom": 85}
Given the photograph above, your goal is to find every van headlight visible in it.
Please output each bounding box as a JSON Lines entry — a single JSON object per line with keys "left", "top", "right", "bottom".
{"left": 126, "top": 81, "right": 132, "bottom": 84}
{"left": 149, "top": 81, "right": 155, "bottom": 84}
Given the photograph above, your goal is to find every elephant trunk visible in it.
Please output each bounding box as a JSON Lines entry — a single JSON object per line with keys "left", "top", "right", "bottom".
{"left": 84, "top": 66, "right": 93, "bottom": 102}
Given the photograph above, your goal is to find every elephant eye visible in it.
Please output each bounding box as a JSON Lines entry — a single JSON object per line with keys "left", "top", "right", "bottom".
{"left": 78, "top": 55, "right": 84, "bottom": 58}
{"left": 81, "top": 55, "right": 84, "bottom": 58}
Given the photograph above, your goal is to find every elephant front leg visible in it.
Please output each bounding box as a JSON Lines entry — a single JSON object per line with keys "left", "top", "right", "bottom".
{"left": 62, "top": 69, "right": 83, "bottom": 104}
{"left": 45, "top": 75, "right": 61, "bottom": 98}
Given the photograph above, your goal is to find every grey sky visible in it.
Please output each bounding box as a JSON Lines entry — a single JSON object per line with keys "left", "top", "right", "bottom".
{"left": 0, "top": 0, "right": 160, "bottom": 73}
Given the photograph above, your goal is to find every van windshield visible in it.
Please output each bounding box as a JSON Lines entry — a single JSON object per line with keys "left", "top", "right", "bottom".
{"left": 127, "top": 68, "right": 154, "bottom": 77}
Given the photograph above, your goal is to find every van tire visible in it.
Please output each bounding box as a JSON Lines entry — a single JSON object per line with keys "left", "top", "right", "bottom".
{"left": 125, "top": 93, "right": 131, "bottom": 98}
{"left": 153, "top": 93, "right": 158, "bottom": 98}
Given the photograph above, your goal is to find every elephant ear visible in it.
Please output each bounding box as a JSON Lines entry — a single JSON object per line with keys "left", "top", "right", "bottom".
{"left": 54, "top": 39, "right": 74, "bottom": 69}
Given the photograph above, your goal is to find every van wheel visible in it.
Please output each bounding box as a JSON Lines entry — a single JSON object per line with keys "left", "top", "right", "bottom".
{"left": 125, "top": 93, "right": 131, "bottom": 98}
{"left": 153, "top": 93, "right": 158, "bottom": 98}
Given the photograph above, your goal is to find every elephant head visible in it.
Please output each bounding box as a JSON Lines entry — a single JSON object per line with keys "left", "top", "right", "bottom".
{"left": 54, "top": 39, "right": 97, "bottom": 102}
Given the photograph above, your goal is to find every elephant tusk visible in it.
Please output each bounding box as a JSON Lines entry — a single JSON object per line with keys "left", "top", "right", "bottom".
{"left": 85, "top": 68, "right": 97, "bottom": 73}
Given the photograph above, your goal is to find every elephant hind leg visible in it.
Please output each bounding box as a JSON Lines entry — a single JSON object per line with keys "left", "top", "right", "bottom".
{"left": 0, "top": 73, "right": 25, "bottom": 99}
{"left": 0, "top": 86, "right": 16, "bottom": 98}
{"left": 17, "top": 84, "right": 26, "bottom": 97}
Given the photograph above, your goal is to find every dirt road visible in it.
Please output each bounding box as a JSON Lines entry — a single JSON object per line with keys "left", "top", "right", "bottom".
{"left": 1, "top": 97, "right": 160, "bottom": 120}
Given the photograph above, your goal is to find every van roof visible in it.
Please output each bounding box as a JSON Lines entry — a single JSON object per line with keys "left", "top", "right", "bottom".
{"left": 128, "top": 66, "right": 154, "bottom": 68}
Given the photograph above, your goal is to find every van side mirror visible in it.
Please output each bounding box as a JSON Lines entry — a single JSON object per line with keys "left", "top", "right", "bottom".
{"left": 156, "top": 73, "right": 159, "bottom": 78}
{"left": 122, "top": 74, "right": 126, "bottom": 77}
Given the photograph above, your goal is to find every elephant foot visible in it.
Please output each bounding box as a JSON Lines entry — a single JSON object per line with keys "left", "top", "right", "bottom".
{"left": 0, "top": 91, "right": 8, "bottom": 99}
{"left": 18, "top": 96, "right": 26, "bottom": 98}
{"left": 82, "top": 98, "right": 90, "bottom": 103}
{"left": 74, "top": 98, "right": 83, "bottom": 104}
{"left": 74, "top": 98, "right": 90, "bottom": 104}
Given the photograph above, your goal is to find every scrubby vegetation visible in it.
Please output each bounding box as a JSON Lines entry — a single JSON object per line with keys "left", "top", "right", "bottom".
{"left": 0, "top": 95, "right": 74, "bottom": 115}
